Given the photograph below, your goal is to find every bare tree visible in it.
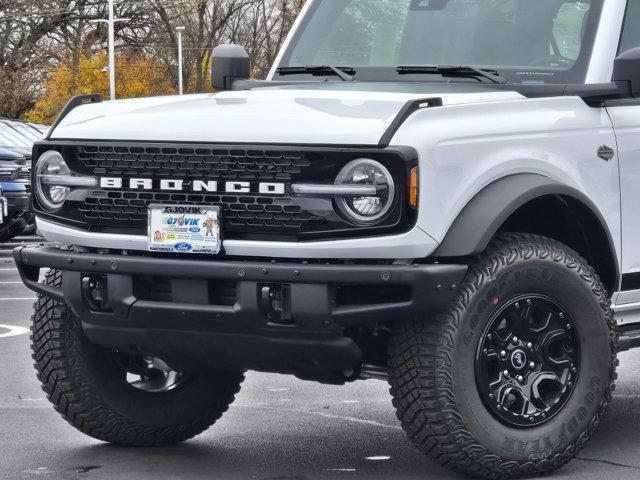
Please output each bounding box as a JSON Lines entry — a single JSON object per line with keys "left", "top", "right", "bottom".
{"left": 0, "top": 1, "right": 79, "bottom": 117}
{"left": 1, "top": 0, "right": 304, "bottom": 118}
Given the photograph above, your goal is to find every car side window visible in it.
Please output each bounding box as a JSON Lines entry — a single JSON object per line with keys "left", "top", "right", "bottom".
{"left": 619, "top": 0, "right": 640, "bottom": 54}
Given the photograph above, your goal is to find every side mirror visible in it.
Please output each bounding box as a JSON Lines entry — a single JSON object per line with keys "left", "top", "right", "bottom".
{"left": 211, "top": 44, "right": 250, "bottom": 90}
{"left": 614, "top": 46, "right": 640, "bottom": 98}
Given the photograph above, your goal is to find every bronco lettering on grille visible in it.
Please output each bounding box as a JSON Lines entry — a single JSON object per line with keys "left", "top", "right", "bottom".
{"left": 99, "top": 177, "right": 286, "bottom": 194}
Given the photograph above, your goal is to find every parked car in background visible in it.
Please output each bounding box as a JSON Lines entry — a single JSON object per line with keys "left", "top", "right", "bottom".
{"left": 0, "top": 119, "right": 47, "bottom": 241}
{"left": 0, "top": 186, "right": 7, "bottom": 226}
{"left": 0, "top": 118, "right": 48, "bottom": 140}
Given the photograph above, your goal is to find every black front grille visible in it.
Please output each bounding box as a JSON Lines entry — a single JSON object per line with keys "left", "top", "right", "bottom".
{"left": 78, "top": 190, "right": 320, "bottom": 231}
{"left": 72, "top": 145, "right": 330, "bottom": 237}
{"left": 34, "top": 142, "right": 417, "bottom": 241}
{"left": 71, "top": 145, "right": 328, "bottom": 236}
{"left": 76, "top": 145, "right": 312, "bottom": 181}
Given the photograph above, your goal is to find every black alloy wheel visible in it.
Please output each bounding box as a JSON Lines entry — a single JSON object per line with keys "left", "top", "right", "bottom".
{"left": 475, "top": 295, "right": 580, "bottom": 427}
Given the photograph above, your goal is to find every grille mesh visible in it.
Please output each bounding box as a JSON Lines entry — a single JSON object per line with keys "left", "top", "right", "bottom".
{"left": 78, "top": 190, "right": 317, "bottom": 230}
{"left": 76, "top": 145, "right": 312, "bottom": 181}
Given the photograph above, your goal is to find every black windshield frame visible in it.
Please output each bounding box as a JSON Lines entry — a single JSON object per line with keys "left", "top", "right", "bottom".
{"left": 274, "top": 0, "right": 604, "bottom": 86}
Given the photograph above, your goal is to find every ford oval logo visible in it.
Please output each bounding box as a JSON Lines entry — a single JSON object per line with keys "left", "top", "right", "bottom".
{"left": 510, "top": 349, "right": 527, "bottom": 370}
{"left": 173, "top": 242, "right": 193, "bottom": 252}
{"left": 189, "top": 227, "right": 201, "bottom": 233}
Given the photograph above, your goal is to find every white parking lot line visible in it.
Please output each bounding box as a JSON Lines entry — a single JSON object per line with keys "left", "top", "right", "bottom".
{"left": 233, "top": 404, "right": 402, "bottom": 430}
{"left": 0, "top": 324, "right": 30, "bottom": 338}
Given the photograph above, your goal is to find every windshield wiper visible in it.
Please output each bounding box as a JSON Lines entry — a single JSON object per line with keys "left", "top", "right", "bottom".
{"left": 397, "top": 65, "right": 508, "bottom": 84}
{"left": 277, "top": 65, "right": 355, "bottom": 81}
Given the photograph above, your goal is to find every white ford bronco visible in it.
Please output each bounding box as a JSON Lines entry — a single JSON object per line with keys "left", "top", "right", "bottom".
{"left": 15, "top": 0, "right": 640, "bottom": 477}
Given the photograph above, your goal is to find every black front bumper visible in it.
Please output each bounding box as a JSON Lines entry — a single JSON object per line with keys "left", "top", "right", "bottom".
{"left": 15, "top": 246, "right": 467, "bottom": 376}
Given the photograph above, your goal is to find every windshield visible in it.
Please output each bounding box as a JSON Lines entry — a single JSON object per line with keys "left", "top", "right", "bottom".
{"left": 277, "top": 0, "right": 603, "bottom": 84}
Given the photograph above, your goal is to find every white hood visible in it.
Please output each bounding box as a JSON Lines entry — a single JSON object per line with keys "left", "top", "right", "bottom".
{"left": 50, "top": 84, "right": 524, "bottom": 145}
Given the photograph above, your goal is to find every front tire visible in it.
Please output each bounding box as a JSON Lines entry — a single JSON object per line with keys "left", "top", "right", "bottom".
{"left": 31, "top": 269, "right": 245, "bottom": 446}
{"left": 388, "top": 234, "right": 617, "bottom": 479}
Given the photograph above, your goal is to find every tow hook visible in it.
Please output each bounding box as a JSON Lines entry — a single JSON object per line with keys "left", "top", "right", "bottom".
{"left": 81, "top": 274, "right": 108, "bottom": 311}
{"left": 260, "top": 284, "right": 293, "bottom": 324}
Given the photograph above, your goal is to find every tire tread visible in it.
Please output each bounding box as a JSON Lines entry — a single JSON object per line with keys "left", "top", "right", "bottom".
{"left": 388, "top": 233, "right": 618, "bottom": 479}
{"left": 31, "top": 269, "right": 244, "bottom": 446}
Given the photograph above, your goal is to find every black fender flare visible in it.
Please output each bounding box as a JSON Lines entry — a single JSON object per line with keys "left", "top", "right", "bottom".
{"left": 432, "top": 174, "right": 619, "bottom": 281}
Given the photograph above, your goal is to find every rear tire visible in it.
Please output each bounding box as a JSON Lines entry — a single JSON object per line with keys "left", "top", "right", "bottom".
{"left": 31, "top": 269, "right": 245, "bottom": 446}
{"left": 388, "top": 233, "right": 617, "bottom": 479}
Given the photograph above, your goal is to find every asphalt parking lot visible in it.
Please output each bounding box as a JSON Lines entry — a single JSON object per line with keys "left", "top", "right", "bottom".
{"left": 1, "top": 238, "right": 640, "bottom": 480}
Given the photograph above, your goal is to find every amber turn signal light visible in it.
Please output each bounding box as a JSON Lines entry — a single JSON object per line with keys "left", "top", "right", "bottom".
{"left": 409, "top": 167, "right": 418, "bottom": 208}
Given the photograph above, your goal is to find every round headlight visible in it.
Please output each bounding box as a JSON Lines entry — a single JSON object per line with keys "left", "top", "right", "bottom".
{"left": 35, "top": 150, "right": 71, "bottom": 212}
{"left": 335, "top": 159, "right": 395, "bottom": 224}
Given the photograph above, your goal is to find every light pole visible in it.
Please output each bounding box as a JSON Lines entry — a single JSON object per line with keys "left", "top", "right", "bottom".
{"left": 90, "top": 0, "right": 129, "bottom": 100}
{"left": 176, "top": 27, "right": 185, "bottom": 95}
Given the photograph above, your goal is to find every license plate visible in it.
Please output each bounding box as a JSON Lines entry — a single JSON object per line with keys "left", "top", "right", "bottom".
{"left": 148, "top": 204, "right": 221, "bottom": 254}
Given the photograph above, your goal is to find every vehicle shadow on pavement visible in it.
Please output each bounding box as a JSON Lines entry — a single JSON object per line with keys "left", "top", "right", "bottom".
{"left": 52, "top": 442, "right": 456, "bottom": 480}
{"left": 41, "top": 415, "right": 463, "bottom": 480}
{"left": 36, "top": 395, "right": 640, "bottom": 480}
